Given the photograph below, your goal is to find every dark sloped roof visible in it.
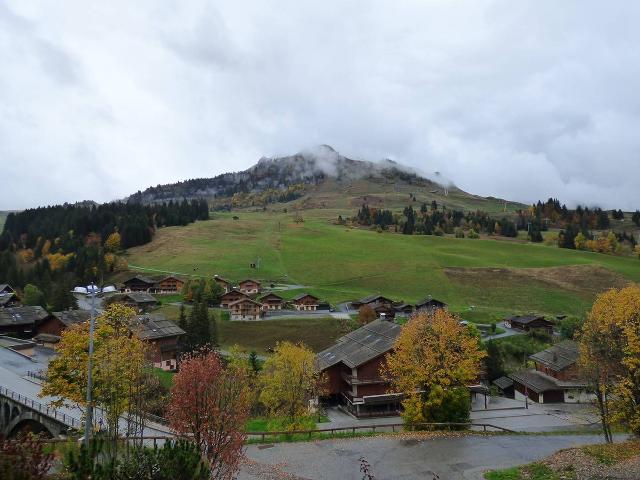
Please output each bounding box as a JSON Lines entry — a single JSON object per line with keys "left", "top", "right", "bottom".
{"left": 34, "top": 333, "right": 61, "bottom": 343}
{"left": 415, "top": 296, "right": 447, "bottom": 308}
{"left": 229, "top": 297, "right": 262, "bottom": 307}
{"left": 123, "top": 275, "right": 155, "bottom": 285}
{"left": 221, "top": 289, "right": 249, "bottom": 299}
{"left": 505, "top": 314, "right": 549, "bottom": 325}
{"left": 0, "top": 306, "right": 49, "bottom": 326}
{"left": 0, "top": 293, "right": 18, "bottom": 306}
{"left": 509, "top": 370, "right": 560, "bottom": 393}
{"left": 259, "top": 293, "right": 284, "bottom": 301}
{"left": 52, "top": 310, "right": 91, "bottom": 326}
{"left": 124, "top": 292, "right": 158, "bottom": 304}
{"left": 239, "top": 278, "right": 261, "bottom": 285}
{"left": 213, "top": 275, "right": 231, "bottom": 284}
{"left": 316, "top": 319, "right": 401, "bottom": 370}
{"left": 530, "top": 340, "right": 579, "bottom": 371}
{"left": 493, "top": 376, "right": 514, "bottom": 390}
{"left": 0, "top": 284, "right": 14, "bottom": 293}
{"left": 292, "top": 293, "right": 319, "bottom": 302}
{"left": 130, "top": 314, "right": 185, "bottom": 341}
{"left": 355, "top": 294, "right": 393, "bottom": 305}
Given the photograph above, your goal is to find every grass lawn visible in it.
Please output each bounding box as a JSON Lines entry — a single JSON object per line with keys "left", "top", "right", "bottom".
{"left": 246, "top": 414, "right": 329, "bottom": 433}
{"left": 127, "top": 210, "right": 640, "bottom": 324}
{"left": 157, "top": 305, "right": 346, "bottom": 354}
{"left": 484, "top": 440, "right": 640, "bottom": 479}
{"left": 151, "top": 367, "right": 175, "bottom": 389}
{"left": 153, "top": 293, "right": 183, "bottom": 305}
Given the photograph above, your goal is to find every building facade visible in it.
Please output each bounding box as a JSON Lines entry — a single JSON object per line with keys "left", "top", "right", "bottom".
{"left": 229, "top": 298, "right": 262, "bottom": 320}
{"left": 292, "top": 293, "right": 319, "bottom": 311}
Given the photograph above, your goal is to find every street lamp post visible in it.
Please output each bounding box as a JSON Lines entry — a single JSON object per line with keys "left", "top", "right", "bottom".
{"left": 84, "top": 283, "right": 97, "bottom": 446}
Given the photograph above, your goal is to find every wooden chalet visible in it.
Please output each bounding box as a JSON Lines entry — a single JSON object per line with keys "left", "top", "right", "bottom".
{"left": 238, "top": 279, "right": 261, "bottom": 295}
{"left": 317, "top": 318, "right": 403, "bottom": 417}
{"left": 36, "top": 310, "right": 91, "bottom": 338}
{"left": 0, "top": 306, "right": 51, "bottom": 338}
{"left": 122, "top": 275, "right": 156, "bottom": 293}
{"left": 510, "top": 340, "right": 593, "bottom": 403}
{"left": 154, "top": 275, "right": 184, "bottom": 294}
{"left": 351, "top": 294, "right": 393, "bottom": 310}
{"left": 259, "top": 292, "right": 284, "bottom": 311}
{"left": 229, "top": 297, "right": 263, "bottom": 321}
{"left": 130, "top": 314, "right": 185, "bottom": 371}
{"left": 110, "top": 292, "right": 159, "bottom": 312}
{"left": 492, "top": 376, "right": 515, "bottom": 398}
{"left": 393, "top": 303, "right": 414, "bottom": 316}
{"left": 504, "top": 314, "right": 554, "bottom": 334}
{"left": 415, "top": 296, "right": 447, "bottom": 312}
{"left": 220, "top": 289, "right": 250, "bottom": 308}
{"left": 213, "top": 275, "right": 231, "bottom": 293}
{"left": 292, "top": 293, "right": 319, "bottom": 311}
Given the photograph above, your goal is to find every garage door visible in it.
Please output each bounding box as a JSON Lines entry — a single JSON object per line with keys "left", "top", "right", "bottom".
{"left": 543, "top": 390, "right": 564, "bottom": 403}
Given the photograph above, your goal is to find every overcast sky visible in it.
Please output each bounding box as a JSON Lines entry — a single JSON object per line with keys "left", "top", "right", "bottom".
{"left": 1, "top": 1, "right": 639, "bottom": 210}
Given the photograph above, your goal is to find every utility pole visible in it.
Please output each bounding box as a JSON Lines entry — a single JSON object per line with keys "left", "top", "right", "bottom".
{"left": 84, "top": 283, "right": 97, "bottom": 446}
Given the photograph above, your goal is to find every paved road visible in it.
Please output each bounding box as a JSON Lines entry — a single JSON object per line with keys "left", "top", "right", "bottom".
{"left": 239, "top": 433, "right": 615, "bottom": 480}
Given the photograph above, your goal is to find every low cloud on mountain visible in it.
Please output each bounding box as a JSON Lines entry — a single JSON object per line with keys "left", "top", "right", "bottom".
{"left": 1, "top": 1, "right": 639, "bottom": 209}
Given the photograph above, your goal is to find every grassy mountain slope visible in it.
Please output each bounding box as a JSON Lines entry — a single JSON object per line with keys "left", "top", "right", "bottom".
{"left": 126, "top": 210, "right": 640, "bottom": 323}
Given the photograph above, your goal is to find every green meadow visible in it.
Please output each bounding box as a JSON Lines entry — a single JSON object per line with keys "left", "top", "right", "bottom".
{"left": 128, "top": 210, "right": 640, "bottom": 322}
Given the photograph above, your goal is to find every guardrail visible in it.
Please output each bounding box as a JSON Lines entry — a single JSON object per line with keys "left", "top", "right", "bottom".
{"left": 0, "top": 386, "right": 81, "bottom": 429}
{"left": 246, "top": 421, "right": 515, "bottom": 442}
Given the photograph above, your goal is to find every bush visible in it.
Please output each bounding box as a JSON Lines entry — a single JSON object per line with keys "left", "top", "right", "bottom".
{"left": 433, "top": 227, "right": 444, "bottom": 236}
{"left": 467, "top": 229, "right": 479, "bottom": 239}
{"left": 0, "top": 433, "right": 54, "bottom": 480}
{"left": 454, "top": 228, "right": 465, "bottom": 238}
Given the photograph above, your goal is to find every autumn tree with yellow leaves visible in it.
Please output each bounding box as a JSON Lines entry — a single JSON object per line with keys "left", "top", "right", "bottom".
{"left": 383, "top": 310, "right": 486, "bottom": 427}
{"left": 41, "top": 304, "right": 149, "bottom": 441}
{"left": 259, "top": 342, "right": 325, "bottom": 423}
{"left": 579, "top": 284, "right": 640, "bottom": 442}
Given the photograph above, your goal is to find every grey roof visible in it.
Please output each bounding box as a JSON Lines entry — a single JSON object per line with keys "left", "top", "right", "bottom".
{"left": 493, "top": 376, "right": 514, "bottom": 390}
{"left": 131, "top": 314, "right": 185, "bottom": 341}
{"left": 0, "top": 284, "right": 14, "bottom": 293}
{"left": 0, "top": 293, "right": 18, "bottom": 306}
{"left": 505, "top": 314, "right": 549, "bottom": 325}
{"left": 355, "top": 294, "right": 393, "bottom": 305}
{"left": 123, "top": 275, "right": 155, "bottom": 285}
{"left": 259, "top": 292, "right": 284, "bottom": 301}
{"left": 213, "top": 275, "right": 231, "bottom": 284}
{"left": 0, "top": 336, "right": 36, "bottom": 349}
{"left": 52, "top": 310, "right": 91, "bottom": 326}
{"left": 316, "top": 319, "right": 401, "bottom": 370}
{"left": 510, "top": 369, "right": 589, "bottom": 394}
{"left": 34, "top": 333, "right": 61, "bottom": 343}
{"left": 0, "top": 306, "right": 49, "bottom": 327}
{"left": 530, "top": 340, "right": 579, "bottom": 371}
{"left": 124, "top": 292, "right": 158, "bottom": 304}
{"left": 292, "top": 293, "right": 319, "bottom": 302}
{"left": 415, "top": 297, "right": 447, "bottom": 308}
{"left": 221, "top": 288, "right": 248, "bottom": 297}
{"left": 228, "top": 297, "right": 262, "bottom": 307}
{"left": 239, "top": 278, "right": 261, "bottom": 285}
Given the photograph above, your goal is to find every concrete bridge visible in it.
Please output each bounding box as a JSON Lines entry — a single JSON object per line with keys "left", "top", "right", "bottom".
{"left": 0, "top": 386, "right": 81, "bottom": 438}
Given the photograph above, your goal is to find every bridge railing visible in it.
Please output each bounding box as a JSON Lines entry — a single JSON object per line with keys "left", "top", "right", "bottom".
{"left": 0, "top": 386, "right": 81, "bottom": 429}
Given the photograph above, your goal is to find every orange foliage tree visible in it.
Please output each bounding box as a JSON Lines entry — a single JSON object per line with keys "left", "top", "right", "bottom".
{"left": 167, "top": 351, "right": 250, "bottom": 480}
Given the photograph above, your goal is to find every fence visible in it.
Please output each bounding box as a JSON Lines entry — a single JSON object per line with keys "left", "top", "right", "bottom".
{"left": 0, "top": 386, "right": 81, "bottom": 429}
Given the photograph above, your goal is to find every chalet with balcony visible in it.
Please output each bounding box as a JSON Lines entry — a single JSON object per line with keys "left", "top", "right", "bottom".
{"left": 317, "top": 318, "right": 402, "bottom": 417}
{"left": 122, "top": 275, "right": 156, "bottom": 293}
{"left": 238, "top": 279, "right": 261, "bottom": 295}
{"left": 130, "top": 314, "right": 185, "bottom": 371}
{"left": 292, "top": 293, "right": 319, "bottom": 311}
{"left": 415, "top": 296, "right": 447, "bottom": 313}
{"left": 504, "top": 314, "right": 554, "bottom": 334}
{"left": 213, "top": 275, "right": 231, "bottom": 293}
{"left": 0, "top": 306, "right": 51, "bottom": 338}
{"left": 35, "top": 310, "right": 91, "bottom": 338}
{"left": 154, "top": 275, "right": 185, "bottom": 294}
{"left": 259, "top": 292, "right": 284, "bottom": 311}
{"left": 510, "top": 340, "right": 593, "bottom": 403}
{"left": 220, "top": 289, "right": 250, "bottom": 308}
{"left": 229, "top": 297, "right": 263, "bottom": 320}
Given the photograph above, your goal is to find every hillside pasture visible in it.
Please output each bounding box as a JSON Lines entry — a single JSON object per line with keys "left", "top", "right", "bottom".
{"left": 128, "top": 211, "right": 640, "bottom": 322}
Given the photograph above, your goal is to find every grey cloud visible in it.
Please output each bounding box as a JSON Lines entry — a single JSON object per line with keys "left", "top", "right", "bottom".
{"left": 0, "top": 0, "right": 639, "bottom": 210}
